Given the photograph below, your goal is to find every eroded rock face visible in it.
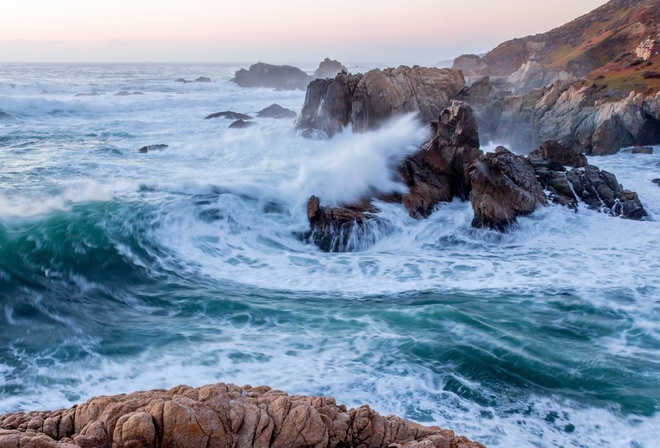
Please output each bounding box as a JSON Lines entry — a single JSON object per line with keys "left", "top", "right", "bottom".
{"left": 0, "top": 383, "right": 485, "bottom": 448}
{"left": 469, "top": 147, "right": 548, "bottom": 230}
{"left": 296, "top": 66, "right": 465, "bottom": 137}
{"left": 232, "top": 63, "right": 312, "bottom": 90}
{"left": 313, "top": 58, "right": 347, "bottom": 79}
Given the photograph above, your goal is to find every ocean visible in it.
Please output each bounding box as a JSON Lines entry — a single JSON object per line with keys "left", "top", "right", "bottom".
{"left": 0, "top": 63, "right": 659, "bottom": 447}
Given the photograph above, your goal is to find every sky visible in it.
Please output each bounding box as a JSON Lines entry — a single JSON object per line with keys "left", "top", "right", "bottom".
{"left": 0, "top": 0, "right": 609, "bottom": 64}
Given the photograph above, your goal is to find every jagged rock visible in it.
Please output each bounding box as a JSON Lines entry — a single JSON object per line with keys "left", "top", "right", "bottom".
{"left": 565, "top": 165, "right": 647, "bottom": 219}
{"left": 138, "top": 144, "right": 168, "bottom": 153}
{"left": 399, "top": 102, "right": 483, "bottom": 218}
{"left": 306, "top": 196, "right": 389, "bottom": 252}
{"left": 313, "top": 58, "right": 347, "bottom": 79}
{"left": 256, "top": 104, "right": 297, "bottom": 119}
{"left": 296, "top": 66, "right": 465, "bottom": 137}
{"left": 232, "top": 63, "right": 312, "bottom": 90}
{"left": 228, "top": 119, "right": 256, "bottom": 129}
{"left": 0, "top": 383, "right": 485, "bottom": 448}
{"left": 195, "top": 77, "right": 212, "bottom": 82}
{"left": 529, "top": 140, "right": 587, "bottom": 167}
{"left": 205, "top": 111, "right": 253, "bottom": 120}
{"left": 469, "top": 147, "right": 548, "bottom": 230}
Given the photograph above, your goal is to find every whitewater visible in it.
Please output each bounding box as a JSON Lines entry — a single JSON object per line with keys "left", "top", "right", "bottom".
{"left": 0, "top": 63, "right": 659, "bottom": 448}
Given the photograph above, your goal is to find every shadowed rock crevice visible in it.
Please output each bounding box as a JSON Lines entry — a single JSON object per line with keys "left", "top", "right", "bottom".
{"left": 0, "top": 383, "right": 484, "bottom": 448}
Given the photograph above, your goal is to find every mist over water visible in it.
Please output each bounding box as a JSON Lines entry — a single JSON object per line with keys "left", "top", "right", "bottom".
{"left": 1, "top": 63, "right": 659, "bottom": 448}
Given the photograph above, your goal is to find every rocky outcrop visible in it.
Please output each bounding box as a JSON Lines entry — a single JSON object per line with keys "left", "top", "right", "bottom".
{"left": 472, "top": 80, "right": 660, "bottom": 155}
{"left": 528, "top": 140, "right": 587, "bottom": 167}
{"left": 313, "top": 58, "right": 347, "bottom": 79}
{"left": 306, "top": 196, "right": 389, "bottom": 252}
{"left": 205, "top": 111, "right": 253, "bottom": 120}
{"left": 257, "top": 104, "right": 297, "bottom": 119}
{"left": 296, "top": 66, "right": 465, "bottom": 137}
{"left": 399, "top": 102, "right": 483, "bottom": 218}
{"left": 469, "top": 147, "right": 548, "bottom": 230}
{"left": 138, "top": 144, "right": 168, "bottom": 153}
{"left": 232, "top": 63, "right": 312, "bottom": 90}
{"left": 229, "top": 119, "right": 256, "bottom": 129}
{"left": 195, "top": 76, "right": 212, "bottom": 83}
{"left": 0, "top": 383, "right": 484, "bottom": 448}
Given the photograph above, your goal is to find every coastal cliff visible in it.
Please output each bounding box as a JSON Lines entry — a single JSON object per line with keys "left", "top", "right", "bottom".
{"left": 0, "top": 383, "right": 484, "bottom": 448}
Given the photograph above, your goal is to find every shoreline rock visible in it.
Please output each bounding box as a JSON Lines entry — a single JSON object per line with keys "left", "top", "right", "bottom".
{"left": 313, "top": 58, "right": 347, "bottom": 79}
{"left": 256, "top": 104, "right": 297, "bottom": 119}
{"left": 232, "top": 63, "right": 312, "bottom": 90}
{"left": 0, "top": 382, "right": 484, "bottom": 448}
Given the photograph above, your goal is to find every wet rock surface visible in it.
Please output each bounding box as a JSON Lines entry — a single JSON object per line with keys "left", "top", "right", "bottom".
{"left": 138, "top": 144, "right": 168, "bottom": 153}
{"left": 469, "top": 147, "right": 548, "bottom": 230}
{"left": 313, "top": 58, "right": 347, "bottom": 79}
{"left": 228, "top": 119, "right": 256, "bottom": 129}
{"left": 0, "top": 382, "right": 485, "bottom": 448}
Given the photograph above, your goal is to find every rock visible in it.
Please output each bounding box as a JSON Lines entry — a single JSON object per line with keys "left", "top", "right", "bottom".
{"left": 631, "top": 146, "right": 654, "bottom": 154}
{"left": 256, "top": 104, "right": 297, "bottom": 119}
{"left": 306, "top": 196, "right": 390, "bottom": 252}
{"left": 469, "top": 146, "right": 548, "bottom": 230}
{"left": 0, "top": 110, "right": 10, "bottom": 118}
{"left": 297, "top": 66, "right": 465, "bottom": 137}
{"left": 652, "top": 178, "right": 660, "bottom": 185}
{"left": 138, "top": 144, "right": 168, "bottom": 153}
{"left": 452, "top": 54, "right": 487, "bottom": 76}
{"left": 313, "top": 58, "right": 347, "bottom": 79}
{"left": 0, "top": 383, "right": 485, "bottom": 448}
{"left": 399, "top": 101, "right": 483, "bottom": 218}
{"left": 175, "top": 78, "right": 189, "bottom": 83}
{"left": 205, "top": 111, "right": 253, "bottom": 120}
{"left": 529, "top": 140, "right": 587, "bottom": 167}
{"left": 74, "top": 92, "right": 103, "bottom": 97}
{"left": 565, "top": 165, "right": 647, "bottom": 219}
{"left": 115, "top": 91, "right": 132, "bottom": 96}
{"left": 232, "top": 63, "right": 312, "bottom": 90}
{"left": 195, "top": 77, "right": 212, "bottom": 82}
{"left": 228, "top": 119, "right": 256, "bottom": 129}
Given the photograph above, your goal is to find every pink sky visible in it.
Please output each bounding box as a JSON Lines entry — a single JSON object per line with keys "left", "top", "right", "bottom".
{"left": 0, "top": 0, "right": 608, "bottom": 63}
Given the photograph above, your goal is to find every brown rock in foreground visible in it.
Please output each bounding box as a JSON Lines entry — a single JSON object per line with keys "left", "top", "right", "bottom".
{"left": 0, "top": 382, "right": 484, "bottom": 448}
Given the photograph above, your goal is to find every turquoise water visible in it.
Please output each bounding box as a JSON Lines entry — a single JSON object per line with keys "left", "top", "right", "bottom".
{"left": 1, "top": 64, "right": 659, "bottom": 447}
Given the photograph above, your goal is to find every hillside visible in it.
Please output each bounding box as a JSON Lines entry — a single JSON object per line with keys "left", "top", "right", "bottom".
{"left": 454, "top": 0, "right": 660, "bottom": 97}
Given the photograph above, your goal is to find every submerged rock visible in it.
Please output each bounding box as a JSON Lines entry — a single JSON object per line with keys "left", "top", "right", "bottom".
{"left": 313, "top": 58, "right": 347, "bottom": 79}
{"left": 256, "top": 103, "right": 297, "bottom": 119}
{"left": 631, "top": 146, "right": 654, "bottom": 154}
{"left": 0, "top": 110, "right": 10, "bottom": 119}
{"left": 138, "top": 144, "right": 168, "bottom": 153}
{"left": 232, "top": 62, "right": 312, "bottom": 90}
{"left": 228, "top": 119, "right": 256, "bottom": 129}
{"left": 296, "top": 66, "right": 465, "bottom": 137}
{"left": 469, "top": 146, "right": 548, "bottom": 230}
{"left": 175, "top": 78, "right": 189, "bottom": 83}
{"left": 205, "top": 111, "right": 253, "bottom": 120}
{"left": 0, "top": 382, "right": 485, "bottom": 448}
{"left": 195, "top": 76, "right": 212, "bottom": 82}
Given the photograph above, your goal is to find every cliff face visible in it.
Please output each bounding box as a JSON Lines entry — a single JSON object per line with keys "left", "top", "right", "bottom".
{"left": 296, "top": 66, "right": 465, "bottom": 137}
{"left": 0, "top": 382, "right": 485, "bottom": 448}
{"left": 454, "top": 0, "right": 660, "bottom": 96}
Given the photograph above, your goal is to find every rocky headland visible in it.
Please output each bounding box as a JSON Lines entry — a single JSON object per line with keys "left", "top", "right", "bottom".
{"left": 0, "top": 383, "right": 484, "bottom": 448}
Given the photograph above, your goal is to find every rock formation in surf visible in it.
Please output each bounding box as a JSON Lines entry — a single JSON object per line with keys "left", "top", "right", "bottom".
{"left": 256, "top": 104, "right": 297, "bottom": 119}
{"left": 232, "top": 63, "right": 312, "bottom": 90}
{"left": 296, "top": 66, "right": 465, "bottom": 137}
{"left": 0, "top": 382, "right": 485, "bottom": 448}
{"left": 313, "top": 58, "right": 347, "bottom": 80}
{"left": 205, "top": 111, "right": 253, "bottom": 120}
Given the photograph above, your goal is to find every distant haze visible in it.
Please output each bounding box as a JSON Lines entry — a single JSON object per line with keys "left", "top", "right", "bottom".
{"left": 1, "top": 0, "right": 608, "bottom": 64}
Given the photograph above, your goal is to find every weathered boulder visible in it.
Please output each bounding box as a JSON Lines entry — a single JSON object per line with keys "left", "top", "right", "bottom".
{"left": 205, "top": 111, "right": 253, "bottom": 120}
{"left": 399, "top": 101, "right": 483, "bottom": 218}
{"left": 138, "top": 144, "right": 168, "bottom": 153}
{"left": 0, "top": 383, "right": 485, "bottom": 448}
{"left": 529, "top": 140, "right": 587, "bottom": 167}
{"left": 297, "top": 66, "right": 465, "bottom": 137}
{"left": 256, "top": 104, "right": 297, "bottom": 119}
{"left": 313, "top": 58, "right": 347, "bottom": 79}
{"left": 469, "top": 147, "right": 548, "bottom": 230}
{"left": 232, "top": 63, "right": 312, "bottom": 90}
{"left": 228, "top": 119, "right": 256, "bottom": 129}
